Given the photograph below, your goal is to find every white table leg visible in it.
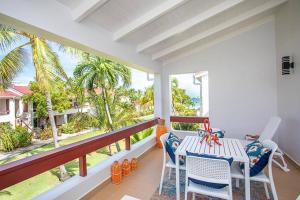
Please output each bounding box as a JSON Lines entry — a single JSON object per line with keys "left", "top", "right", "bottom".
{"left": 176, "top": 153, "right": 180, "bottom": 200}
{"left": 244, "top": 161, "right": 250, "bottom": 200}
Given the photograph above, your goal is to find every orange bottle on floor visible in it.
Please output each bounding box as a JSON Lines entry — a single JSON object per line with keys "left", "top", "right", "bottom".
{"left": 156, "top": 118, "right": 168, "bottom": 148}
{"left": 122, "top": 159, "right": 131, "bottom": 176}
{"left": 131, "top": 158, "right": 138, "bottom": 170}
{"left": 111, "top": 161, "right": 122, "bottom": 184}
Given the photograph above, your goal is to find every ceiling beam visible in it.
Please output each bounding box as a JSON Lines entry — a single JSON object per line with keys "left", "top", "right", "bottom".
{"left": 113, "top": 0, "right": 187, "bottom": 41}
{"left": 152, "top": 0, "right": 287, "bottom": 60}
{"left": 72, "top": 0, "right": 109, "bottom": 22}
{"left": 137, "top": 0, "right": 243, "bottom": 53}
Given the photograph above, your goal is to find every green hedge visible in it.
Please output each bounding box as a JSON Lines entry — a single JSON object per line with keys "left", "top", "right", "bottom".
{"left": 0, "top": 123, "right": 33, "bottom": 152}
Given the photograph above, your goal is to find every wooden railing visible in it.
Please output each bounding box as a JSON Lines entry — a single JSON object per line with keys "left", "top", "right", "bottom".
{"left": 170, "top": 116, "right": 209, "bottom": 123}
{"left": 0, "top": 118, "right": 159, "bottom": 190}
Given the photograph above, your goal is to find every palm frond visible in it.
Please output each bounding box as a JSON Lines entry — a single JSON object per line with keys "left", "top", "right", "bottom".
{"left": 0, "top": 24, "right": 25, "bottom": 53}
{"left": 31, "top": 37, "right": 67, "bottom": 90}
{"left": 0, "top": 46, "right": 28, "bottom": 89}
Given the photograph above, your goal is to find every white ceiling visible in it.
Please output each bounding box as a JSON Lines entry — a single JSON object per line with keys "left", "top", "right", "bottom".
{"left": 56, "top": 0, "right": 287, "bottom": 65}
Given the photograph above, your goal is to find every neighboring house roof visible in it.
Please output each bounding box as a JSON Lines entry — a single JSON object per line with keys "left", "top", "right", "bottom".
{"left": 0, "top": 90, "right": 21, "bottom": 98}
{"left": 0, "top": 84, "right": 31, "bottom": 98}
{"left": 11, "top": 84, "right": 32, "bottom": 95}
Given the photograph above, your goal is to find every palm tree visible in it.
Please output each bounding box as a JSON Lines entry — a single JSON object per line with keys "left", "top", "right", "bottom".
{"left": 74, "top": 56, "right": 131, "bottom": 152}
{"left": 0, "top": 25, "right": 69, "bottom": 181}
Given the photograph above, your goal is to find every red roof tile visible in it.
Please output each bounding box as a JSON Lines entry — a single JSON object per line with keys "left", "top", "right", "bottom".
{"left": 0, "top": 90, "right": 20, "bottom": 97}
{"left": 11, "top": 84, "right": 32, "bottom": 95}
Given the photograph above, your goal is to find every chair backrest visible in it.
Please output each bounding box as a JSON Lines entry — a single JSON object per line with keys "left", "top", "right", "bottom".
{"left": 160, "top": 133, "right": 170, "bottom": 164}
{"left": 259, "top": 116, "right": 281, "bottom": 142}
{"left": 186, "top": 155, "right": 232, "bottom": 186}
{"left": 261, "top": 139, "right": 278, "bottom": 172}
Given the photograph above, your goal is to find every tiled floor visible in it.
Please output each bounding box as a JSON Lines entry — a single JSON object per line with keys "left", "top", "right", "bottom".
{"left": 83, "top": 147, "right": 300, "bottom": 200}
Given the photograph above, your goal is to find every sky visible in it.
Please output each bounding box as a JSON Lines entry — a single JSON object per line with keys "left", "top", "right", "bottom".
{"left": 0, "top": 35, "right": 199, "bottom": 96}
{"left": 171, "top": 73, "right": 200, "bottom": 98}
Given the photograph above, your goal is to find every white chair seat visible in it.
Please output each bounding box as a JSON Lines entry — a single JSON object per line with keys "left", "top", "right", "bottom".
{"left": 166, "top": 159, "right": 186, "bottom": 170}
{"left": 231, "top": 162, "right": 270, "bottom": 183}
{"left": 187, "top": 181, "right": 231, "bottom": 200}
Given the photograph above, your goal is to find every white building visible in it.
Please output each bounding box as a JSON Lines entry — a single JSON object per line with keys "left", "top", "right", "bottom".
{"left": 0, "top": 84, "right": 91, "bottom": 128}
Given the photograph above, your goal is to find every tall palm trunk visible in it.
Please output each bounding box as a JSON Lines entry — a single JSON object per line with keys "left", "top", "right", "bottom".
{"left": 45, "top": 91, "right": 70, "bottom": 181}
{"left": 101, "top": 88, "right": 121, "bottom": 152}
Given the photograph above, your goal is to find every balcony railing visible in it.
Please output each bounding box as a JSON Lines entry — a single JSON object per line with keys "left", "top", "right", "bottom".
{"left": 0, "top": 118, "right": 159, "bottom": 190}
{"left": 170, "top": 116, "right": 209, "bottom": 123}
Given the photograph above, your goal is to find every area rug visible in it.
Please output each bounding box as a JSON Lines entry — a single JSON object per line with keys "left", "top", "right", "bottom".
{"left": 151, "top": 170, "right": 273, "bottom": 200}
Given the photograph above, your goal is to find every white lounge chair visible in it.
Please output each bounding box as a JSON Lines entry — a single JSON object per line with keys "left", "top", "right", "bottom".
{"left": 185, "top": 154, "right": 233, "bottom": 200}
{"left": 159, "top": 133, "right": 186, "bottom": 195}
{"left": 243, "top": 116, "right": 289, "bottom": 172}
{"left": 231, "top": 139, "right": 279, "bottom": 200}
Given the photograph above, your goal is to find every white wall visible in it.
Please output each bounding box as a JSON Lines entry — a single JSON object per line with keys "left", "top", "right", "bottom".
{"left": 275, "top": 0, "right": 300, "bottom": 164}
{"left": 162, "top": 21, "right": 278, "bottom": 139}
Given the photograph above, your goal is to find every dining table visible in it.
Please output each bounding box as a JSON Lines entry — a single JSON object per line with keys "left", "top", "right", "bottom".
{"left": 175, "top": 136, "right": 250, "bottom": 200}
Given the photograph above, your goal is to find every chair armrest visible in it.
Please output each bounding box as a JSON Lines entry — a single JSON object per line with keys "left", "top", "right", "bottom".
{"left": 245, "top": 134, "right": 260, "bottom": 140}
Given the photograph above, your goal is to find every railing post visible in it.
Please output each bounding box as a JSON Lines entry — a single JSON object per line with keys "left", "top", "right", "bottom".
{"left": 79, "top": 155, "right": 87, "bottom": 177}
{"left": 125, "top": 137, "right": 131, "bottom": 150}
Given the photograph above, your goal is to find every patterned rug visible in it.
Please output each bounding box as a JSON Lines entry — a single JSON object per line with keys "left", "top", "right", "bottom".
{"left": 151, "top": 170, "right": 273, "bottom": 200}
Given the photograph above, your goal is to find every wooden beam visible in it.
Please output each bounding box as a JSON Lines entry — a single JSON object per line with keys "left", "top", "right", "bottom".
{"left": 79, "top": 155, "right": 87, "bottom": 177}
{"left": 113, "top": 0, "right": 186, "bottom": 41}
{"left": 137, "top": 0, "right": 243, "bottom": 53}
{"left": 125, "top": 137, "right": 131, "bottom": 150}
{"left": 72, "top": 0, "right": 109, "bottom": 22}
{"left": 152, "top": 0, "right": 287, "bottom": 60}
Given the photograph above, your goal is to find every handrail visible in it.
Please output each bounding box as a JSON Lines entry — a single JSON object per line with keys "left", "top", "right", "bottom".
{"left": 0, "top": 118, "right": 159, "bottom": 190}
{"left": 170, "top": 116, "right": 208, "bottom": 123}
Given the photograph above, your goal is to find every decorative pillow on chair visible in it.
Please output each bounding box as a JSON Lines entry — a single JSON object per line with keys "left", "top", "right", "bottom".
{"left": 240, "top": 140, "right": 271, "bottom": 177}
{"left": 186, "top": 152, "right": 233, "bottom": 189}
{"left": 165, "top": 133, "right": 185, "bottom": 165}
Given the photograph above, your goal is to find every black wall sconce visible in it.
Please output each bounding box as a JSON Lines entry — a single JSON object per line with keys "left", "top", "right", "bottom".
{"left": 282, "top": 56, "right": 294, "bottom": 75}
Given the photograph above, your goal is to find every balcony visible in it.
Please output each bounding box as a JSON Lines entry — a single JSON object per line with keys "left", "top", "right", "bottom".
{"left": 0, "top": 117, "right": 299, "bottom": 200}
{"left": 0, "top": 0, "right": 300, "bottom": 199}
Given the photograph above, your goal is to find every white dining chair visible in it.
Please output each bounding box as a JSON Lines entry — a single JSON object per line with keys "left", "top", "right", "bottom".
{"left": 159, "top": 133, "right": 186, "bottom": 195}
{"left": 243, "top": 116, "right": 289, "bottom": 172}
{"left": 231, "top": 139, "right": 279, "bottom": 200}
{"left": 185, "top": 155, "right": 233, "bottom": 200}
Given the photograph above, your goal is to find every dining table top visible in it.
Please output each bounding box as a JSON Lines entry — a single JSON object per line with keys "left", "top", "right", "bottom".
{"left": 175, "top": 136, "right": 249, "bottom": 163}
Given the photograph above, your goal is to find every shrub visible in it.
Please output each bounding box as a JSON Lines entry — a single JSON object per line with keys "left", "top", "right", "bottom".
{"left": 59, "top": 122, "right": 76, "bottom": 134}
{"left": 0, "top": 123, "right": 32, "bottom": 151}
{"left": 15, "top": 126, "right": 33, "bottom": 147}
{"left": 40, "top": 127, "right": 53, "bottom": 140}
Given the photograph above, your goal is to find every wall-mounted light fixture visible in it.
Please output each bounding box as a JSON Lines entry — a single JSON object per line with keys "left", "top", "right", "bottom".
{"left": 282, "top": 56, "right": 294, "bottom": 75}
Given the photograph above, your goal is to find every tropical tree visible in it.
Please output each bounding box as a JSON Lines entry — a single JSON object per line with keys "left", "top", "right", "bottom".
{"left": 171, "top": 78, "right": 195, "bottom": 116}
{"left": 23, "top": 81, "right": 72, "bottom": 128}
{"left": 0, "top": 25, "right": 69, "bottom": 180}
{"left": 74, "top": 55, "right": 131, "bottom": 152}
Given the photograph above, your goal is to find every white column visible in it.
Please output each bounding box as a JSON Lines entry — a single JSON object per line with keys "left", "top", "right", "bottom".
{"left": 19, "top": 99, "right": 24, "bottom": 116}
{"left": 9, "top": 99, "right": 15, "bottom": 127}
{"left": 161, "top": 69, "right": 172, "bottom": 128}
{"left": 64, "top": 114, "right": 68, "bottom": 124}
{"left": 154, "top": 73, "right": 162, "bottom": 118}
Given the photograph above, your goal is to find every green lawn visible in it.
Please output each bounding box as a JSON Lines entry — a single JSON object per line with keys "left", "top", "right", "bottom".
{"left": 0, "top": 130, "right": 124, "bottom": 200}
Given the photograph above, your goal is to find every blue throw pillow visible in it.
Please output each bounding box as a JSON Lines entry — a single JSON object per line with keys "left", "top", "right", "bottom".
{"left": 165, "top": 133, "right": 184, "bottom": 165}
{"left": 240, "top": 141, "right": 271, "bottom": 177}
{"left": 186, "top": 152, "right": 233, "bottom": 189}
